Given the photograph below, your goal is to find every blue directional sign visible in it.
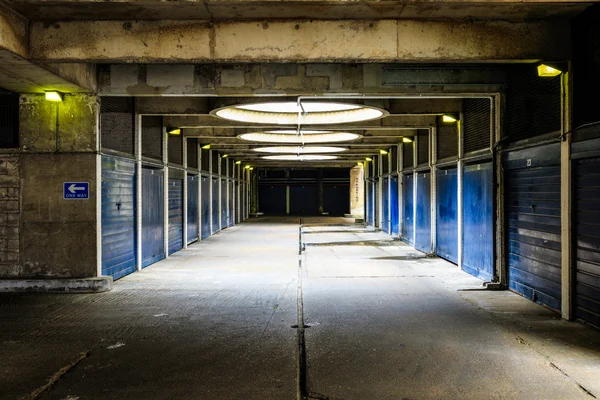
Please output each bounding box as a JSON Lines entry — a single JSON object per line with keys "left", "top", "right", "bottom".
{"left": 63, "top": 182, "right": 89, "bottom": 200}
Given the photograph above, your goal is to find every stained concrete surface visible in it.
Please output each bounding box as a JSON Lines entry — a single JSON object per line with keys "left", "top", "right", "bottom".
{"left": 1, "top": 217, "right": 599, "bottom": 400}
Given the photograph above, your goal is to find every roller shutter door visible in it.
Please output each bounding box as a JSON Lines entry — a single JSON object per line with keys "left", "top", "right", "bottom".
{"left": 141, "top": 168, "right": 165, "bottom": 268}
{"left": 415, "top": 171, "right": 431, "bottom": 253}
{"left": 168, "top": 178, "right": 183, "bottom": 255}
{"left": 201, "top": 176, "right": 210, "bottom": 239}
{"left": 211, "top": 178, "right": 220, "bottom": 234}
{"left": 187, "top": 175, "right": 199, "bottom": 244}
{"left": 382, "top": 177, "right": 390, "bottom": 233}
{"left": 436, "top": 168, "right": 458, "bottom": 264}
{"left": 402, "top": 174, "right": 414, "bottom": 245}
{"left": 390, "top": 177, "right": 399, "bottom": 236}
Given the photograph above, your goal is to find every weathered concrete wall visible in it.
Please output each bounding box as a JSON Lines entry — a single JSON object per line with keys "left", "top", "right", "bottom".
{"left": 0, "top": 156, "right": 21, "bottom": 276}
{"left": 16, "top": 94, "right": 99, "bottom": 278}
{"left": 350, "top": 166, "right": 365, "bottom": 218}
{"left": 0, "top": 3, "right": 28, "bottom": 58}
{"left": 30, "top": 20, "right": 570, "bottom": 63}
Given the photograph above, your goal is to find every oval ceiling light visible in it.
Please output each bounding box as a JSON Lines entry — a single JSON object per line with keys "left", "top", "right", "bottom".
{"left": 261, "top": 154, "right": 338, "bottom": 161}
{"left": 212, "top": 101, "right": 387, "bottom": 125}
{"left": 238, "top": 130, "right": 361, "bottom": 144}
{"left": 252, "top": 146, "right": 347, "bottom": 154}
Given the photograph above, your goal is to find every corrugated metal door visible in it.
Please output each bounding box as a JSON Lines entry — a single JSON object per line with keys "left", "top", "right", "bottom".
{"left": 101, "top": 156, "right": 136, "bottom": 280}
{"left": 415, "top": 171, "right": 431, "bottom": 253}
{"left": 367, "top": 181, "right": 374, "bottom": 226}
{"left": 229, "top": 181, "right": 234, "bottom": 227}
{"left": 142, "top": 168, "right": 165, "bottom": 268}
{"left": 201, "top": 176, "right": 210, "bottom": 240}
{"left": 436, "top": 168, "right": 458, "bottom": 264}
{"left": 505, "top": 144, "right": 561, "bottom": 311}
{"left": 574, "top": 157, "right": 600, "bottom": 330}
{"left": 402, "top": 174, "right": 414, "bottom": 245}
{"left": 374, "top": 180, "right": 379, "bottom": 228}
{"left": 290, "top": 185, "right": 318, "bottom": 215}
{"left": 382, "top": 178, "right": 390, "bottom": 233}
{"left": 463, "top": 162, "right": 494, "bottom": 280}
{"left": 168, "top": 178, "right": 183, "bottom": 255}
{"left": 211, "top": 178, "right": 219, "bottom": 234}
{"left": 187, "top": 175, "right": 199, "bottom": 244}
{"left": 390, "top": 177, "right": 399, "bottom": 236}
{"left": 221, "top": 179, "right": 228, "bottom": 229}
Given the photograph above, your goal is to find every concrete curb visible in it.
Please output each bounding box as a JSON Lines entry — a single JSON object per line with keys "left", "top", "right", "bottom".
{"left": 0, "top": 277, "right": 113, "bottom": 293}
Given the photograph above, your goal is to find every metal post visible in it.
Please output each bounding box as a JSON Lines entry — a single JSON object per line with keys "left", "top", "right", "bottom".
{"left": 457, "top": 116, "right": 464, "bottom": 270}
{"left": 398, "top": 142, "right": 404, "bottom": 237}
{"left": 163, "top": 126, "right": 169, "bottom": 258}
{"left": 218, "top": 154, "right": 222, "bottom": 230}
{"left": 561, "top": 68, "right": 573, "bottom": 321}
{"left": 135, "top": 114, "right": 143, "bottom": 270}
{"left": 182, "top": 137, "right": 188, "bottom": 248}
{"left": 226, "top": 158, "right": 229, "bottom": 227}
{"left": 209, "top": 149, "right": 213, "bottom": 235}
{"left": 430, "top": 127, "right": 437, "bottom": 254}
{"left": 378, "top": 154, "right": 383, "bottom": 229}
{"left": 495, "top": 94, "right": 506, "bottom": 285}
{"left": 197, "top": 143, "right": 202, "bottom": 240}
{"left": 95, "top": 97, "right": 103, "bottom": 277}
{"left": 412, "top": 137, "right": 417, "bottom": 245}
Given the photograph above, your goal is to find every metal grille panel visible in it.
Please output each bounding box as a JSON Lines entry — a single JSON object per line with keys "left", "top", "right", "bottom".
{"left": 0, "top": 93, "right": 19, "bottom": 148}
{"left": 464, "top": 98, "right": 492, "bottom": 153}
{"left": 417, "top": 130, "right": 429, "bottom": 166}
{"left": 141, "top": 116, "right": 162, "bottom": 161}
{"left": 187, "top": 138, "right": 198, "bottom": 169}
{"left": 101, "top": 97, "right": 134, "bottom": 154}
{"left": 437, "top": 121, "right": 458, "bottom": 160}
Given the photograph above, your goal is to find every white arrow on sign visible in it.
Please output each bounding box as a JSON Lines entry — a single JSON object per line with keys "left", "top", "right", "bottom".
{"left": 68, "top": 184, "right": 86, "bottom": 194}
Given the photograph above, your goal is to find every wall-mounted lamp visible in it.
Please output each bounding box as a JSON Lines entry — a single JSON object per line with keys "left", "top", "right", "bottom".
{"left": 244, "top": 165, "right": 252, "bottom": 169}
{"left": 45, "top": 91, "right": 64, "bottom": 102}
{"left": 537, "top": 64, "right": 562, "bottom": 77}
{"left": 442, "top": 114, "right": 458, "bottom": 123}
{"left": 365, "top": 157, "right": 373, "bottom": 162}
{"left": 221, "top": 154, "right": 228, "bottom": 158}
{"left": 167, "top": 126, "right": 181, "bottom": 135}
{"left": 201, "top": 144, "right": 211, "bottom": 150}
{"left": 248, "top": 167, "right": 254, "bottom": 171}
{"left": 379, "top": 149, "right": 388, "bottom": 155}
{"left": 402, "top": 137, "right": 413, "bottom": 143}
{"left": 235, "top": 160, "right": 242, "bottom": 165}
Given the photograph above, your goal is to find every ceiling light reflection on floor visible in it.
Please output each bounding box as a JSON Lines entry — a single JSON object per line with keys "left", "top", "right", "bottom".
{"left": 238, "top": 130, "right": 361, "bottom": 143}
{"left": 252, "top": 146, "right": 347, "bottom": 154}
{"left": 213, "top": 101, "right": 387, "bottom": 125}
{"left": 261, "top": 155, "right": 338, "bottom": 161}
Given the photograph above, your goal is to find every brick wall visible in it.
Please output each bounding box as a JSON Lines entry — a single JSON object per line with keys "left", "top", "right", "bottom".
{"left": 0, "top": 155, "right": 20, "bottom": 275}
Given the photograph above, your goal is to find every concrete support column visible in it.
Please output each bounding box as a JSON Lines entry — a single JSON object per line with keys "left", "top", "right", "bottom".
{"left": 317, "top": 169, "right": 324, "bottom": 214}
{"left": 208, "top": 150, "right": 213, "bottom": 234}
{"left": 430, "top": 128, "right": 437, "bottom": 253}
{"left": 8, "top": 94, "right": 109, "bottom": 289}
{"left": 182, "top": 138, "right": 188, "bottom": 248}
{"left": 457, "top": 117, "right": 464, "bottom": 270}
{"left": 494, "top": 95, "right": 507, "bottom": 286}
{"left": 135, "top": 114, "right": 143, "bottom": 271}
{"left": 251, "top": 170, "right": 258, "bottom": 215}
{"left": 378, "top": 154, "right": 383, "bottom": 229}
{"left": 218, "top": 155, "right": 222, "bottom": 229}
{"left": 398, "top": 143, "right": 404, "bottom": 236}
{"left": 163, "top": 126, "right": 169, "bottom": 258}
{"left": 350, "top": 165, "right": 364, "bottom": 219}
{"left": 197, "top": 143, "right": 202, "bottom": 239}
{"left": 561, "top": 69, "right": 573, "bottom": 320}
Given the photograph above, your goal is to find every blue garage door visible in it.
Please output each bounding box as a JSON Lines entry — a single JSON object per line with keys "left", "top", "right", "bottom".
{"left": 101, "top": 156, "right": 136, "bottom": 280}
{"left": 463, "top": 163, "right": 494, "bottom": 280}
{"left": 415, "top": 171, "right": 431, "bottom": 253}
{"left": 200, "top": 176, "right": 210, "bottom": 239}
{"left": 366, "top": 181, "right": 374, "bottom": 226}
{"left": 142, "top": 167, "right": 165, "bottom": 268}
{"left": 390, "top": 177, "right": 399, "bottom": 236}
{"left": 382, "top": 178, "right": 390, "bottom": 233}
{"left": 505, "top": 144, "right": 561, "bottom": 311}
{"left": 229, "top": 181, "right": 235, "bottom": 227}
{"left": 436, "top": 168, "right": 458, "bottom": 264}
{"left": 574, "top": 157, "right": 600, "bottom": 330}
{"left": 187, "top": 175, "right": 199, "bottom": 244}
{"left": 212, "top": 178, "right": 220, "bottom": 234}
{"left": 402, "top": 173, "right": 414, "bottom": 245}
{"left": 168, "top": 178, "right": 183, "bottom": 255}
{"left": 221, "top": 179, "right": 228, "bottom": 229}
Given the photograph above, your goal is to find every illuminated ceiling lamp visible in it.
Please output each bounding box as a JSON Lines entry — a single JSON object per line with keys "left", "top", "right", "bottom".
{"left": 379, "top": 149, "right": 388, "bottom": 155}
{"left": 201, "top": 144, "right": 211, "bottom": 150}
{"left": 238, "top": 130, "right": 361, "bottom": 144}
{"left": 365, "top": 157, "right": 373, "bottom": 162}
{"left": 537, "top": 64, "right": 562, "bottom": 77}
{"left": 252, "top": 146, "right": 347, "bottom": 154}
{"left": 167, "top": 126, "right": 181, "bottom": 135}
{"left": 261, "top": 155, "right": 338, "bottom": 161}
{"left": 442, "top": 114, "right": 458, "bottom": 123}
{"left": 402, "top": 137, "right": 413, "bottom": 143}
{"left": 45, "top": 91, "right": 64, "bottom": 102}
{"left": 212, "top": 101, "right": 388, "bottom": 125}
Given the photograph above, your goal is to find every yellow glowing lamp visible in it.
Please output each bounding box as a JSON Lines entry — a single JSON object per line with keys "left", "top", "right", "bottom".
{"left": 379, "top": 149, "right": 388, "bottom": 155}
{"left": 201, "top": 144, "right": 211, "bottom": 150}
{"left": 537, "top": 64, "right": 562, "bottom": 77}
{"left": 244, "top": 165, "right": 252, "bottom": 169}
{"left": 235, "top": 160, "right": 242, "bottom": 165}
{"left": 221, "top": 154, "right": 228, "bottom": 158}
{"left": 357, "top": 162, "right": 363, "bottom": 167}
{"left": 365, "top": 157, "right": 373, "bottom": 162}
{"left": 248, "top": 167, "right": 254, "bottom": 171}
{"left": 442, "top": 114, "right": 458, "bottom": 123}
{"left": 167, "top": 126, "right": 181, "bottom": 135}
{"left": 402, "top": 137, "right": 413, "bottom": 143}
{"left": 45, "top": 91, "right": 64, "bottom": 102}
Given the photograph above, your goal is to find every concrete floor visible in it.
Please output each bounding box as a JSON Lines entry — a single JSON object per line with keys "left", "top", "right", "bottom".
{"left": 1, "top": 217, "right": 599, "bottom": 400}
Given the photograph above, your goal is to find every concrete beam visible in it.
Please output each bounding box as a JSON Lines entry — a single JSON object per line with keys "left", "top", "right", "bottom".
{"left": 0, "top": 3, "right": 28, "bottom": 58}
{"left": 31, "top": 20, "right": 570, "bottom": 63}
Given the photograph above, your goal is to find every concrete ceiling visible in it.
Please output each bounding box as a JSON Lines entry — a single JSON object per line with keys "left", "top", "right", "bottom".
{"left": 4, "top": 0, "right": 593, "bottom": 21}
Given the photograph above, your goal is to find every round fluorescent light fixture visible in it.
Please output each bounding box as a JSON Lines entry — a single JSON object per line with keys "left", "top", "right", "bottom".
{"left": 252, "top": 146, "right": 347, "bottom": 154}
{"left": 262, "top": 155, "right": 338, "bottom": 161}
{"left": 212, "top": 101, "right": 387, "bottom": 125}
{"left": 238, "top": 130, "right": 361, "bottom": 144}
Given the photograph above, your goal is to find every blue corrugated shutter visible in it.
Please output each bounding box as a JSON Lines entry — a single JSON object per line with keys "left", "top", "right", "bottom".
{"left": 505, "top": 144, "right": 561, "bottom": 311}
{"left": 221, "top": 179, "right": 228, "bottom": 229}
{"left": 229, "top": 181, "right": 235, "bottom": 227}
{"left": 142, "top": 168, "right": 165, "bottom": 268}
{"left": 402, "top": 174, "right": 414, "bottom": 245}
{"left": 382, "top": 178, "right": 389, "bottom": 233}
{"left": 574, "top": 157, "right": 600, "bottom": 330}
{"left": 168, "top": 178, "right": 183, "bottom": 255}
{"left": 187, "top": 175, "right": 199, "bottom": 244}
{"left": 463, "top": 163, "right": 494, "bottom": 280}
{"left": 436, "top": 168, "right": 458, "bottom": 264}
{"left": 201, "top": 176, "right": 210, "bottom": 239}
{"left": 101, "top": 156, "right": 136, "bottom": 280}
{"left": 390, "top": 177, "right": 399, "bottom": 236}
{"left": 415, "top": 171, "right": 431, "bottom": 253}
{"left": 212, "top": 178, "right": 220, "bottom": 234}
{"left": 367, "top": 182, "right": 374, "bottom": 226}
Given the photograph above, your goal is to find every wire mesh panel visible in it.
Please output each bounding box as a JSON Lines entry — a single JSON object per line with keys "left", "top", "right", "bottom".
{"left": 464, "top": 98, "right": 492, "bottom": 153}
{"left": 101, "top": 97, "right": 134, "bottom": 154}
{"left": 417, "top": 129, "right": 429, "bottom": 166}
{"left": 187, "top": 138, "right": 198, "bottom": 169}
{"left": 506, "top": 66, "right": 562, "bottom": 143}
{"left": 437, "top": 119, "right": 459, "bottom": 160}
{"left": 168, "top": 132, "right": 183, "bottom": 165}
{"left": 0, "top": 92, "right": 19, "bottom": 148}
{"left": 403, "top": 141, "right": 414, "bottom": 169}
{"left": 141, "top": 116, "right": 162, "bottom": 161}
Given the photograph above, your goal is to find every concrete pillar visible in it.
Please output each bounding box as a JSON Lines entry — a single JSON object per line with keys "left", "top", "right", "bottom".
{"left": 350, "top": 165, "right": 365, "bottom": 219}
{"left": 1, "top": 94, "right": 110, "bottom": 291}
{"left": 561, "top": 69, "right": 573, "bottom": 321}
